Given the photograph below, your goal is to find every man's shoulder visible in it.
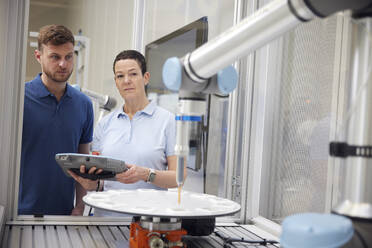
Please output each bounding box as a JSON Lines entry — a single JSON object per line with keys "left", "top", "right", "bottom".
{"left": 24, "top": 80, "right": 33, "bottom": 87}
{"left": 68, "top": 85, "right": 92, "bottom": 104}
{"left": 24, "top": 77, "right": 44, "bottom": 98}
{"left": 24, "top": 77, "right": 40, "bottom": 90}
{"left": 24, "top": 81, "right": 32, "bottom": 93}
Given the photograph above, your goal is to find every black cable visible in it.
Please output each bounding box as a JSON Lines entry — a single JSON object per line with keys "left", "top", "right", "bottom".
{"left": 354, "top": 228, "right": 368, "bottom": 248}
{"left": 213, "top": 93, "right": 229, "bottom": 99}
{"left": 88, "top": 180, "right": 100, "bottom": 216}
{"left": 214, "top": 230, "right": 279, "bottom": 247}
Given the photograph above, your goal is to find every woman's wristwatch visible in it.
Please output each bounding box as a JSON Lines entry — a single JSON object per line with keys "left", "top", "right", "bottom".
{"left": 146, "top": 168, "right": 156, "bottom": 183}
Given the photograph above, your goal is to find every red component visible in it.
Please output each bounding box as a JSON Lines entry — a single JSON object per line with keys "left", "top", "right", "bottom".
{"left": 129, "top": 221, "right": 187, "bottom": 248}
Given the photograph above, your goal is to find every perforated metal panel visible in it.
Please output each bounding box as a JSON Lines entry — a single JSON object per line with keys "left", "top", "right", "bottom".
{"left": 260, "top": 16, "right": 339, "bottom": 222}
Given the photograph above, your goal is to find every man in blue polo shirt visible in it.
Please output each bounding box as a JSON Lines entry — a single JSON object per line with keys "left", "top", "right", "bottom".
{"left": 18, "top": 24, "right": 94, "bottom": 215}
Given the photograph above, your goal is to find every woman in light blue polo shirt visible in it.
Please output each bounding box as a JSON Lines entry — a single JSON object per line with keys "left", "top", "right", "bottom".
{"left": 69, "top": 50, "right": 186, "bottom": 216}
{"left": 94, "top": 49, "right": 181, "bottom": 190}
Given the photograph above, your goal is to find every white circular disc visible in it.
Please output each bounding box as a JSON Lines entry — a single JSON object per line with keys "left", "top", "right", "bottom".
{"left": 83, "top": 188, "right": 241, "bottom": 218}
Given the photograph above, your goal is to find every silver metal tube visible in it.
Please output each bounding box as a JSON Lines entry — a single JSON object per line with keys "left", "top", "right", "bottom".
{"left": 81, "top": 88, "right": 109, "bottom": 107}
{"left": 333, "top": 19, "right": 372, "bottom": 219}
{"left": 188, "top": 0, "right": 313, "bottom": 79}
{"left": 176, "top": 156, "right": 186, "bottom": 186}
{"left": 174, "top": 99, "right": 206, "bottom": 186}
{"left": 174, "top": 120, "right": 190, "bottom": 157}
{"left": 80, "top": 88, "right": 117, "bottom": 111}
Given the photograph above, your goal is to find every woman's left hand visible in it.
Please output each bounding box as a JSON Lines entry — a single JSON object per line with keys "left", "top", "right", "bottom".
{"left": 116, "top": 164, "right": 148, "bottom": 184}
{"left": 68, "top": 165, "right": 102, "bottom": 191}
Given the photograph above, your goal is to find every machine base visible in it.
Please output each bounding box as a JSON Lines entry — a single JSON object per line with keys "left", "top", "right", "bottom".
{"left": 129, "top": 217, "right": 187, "bottom": 248}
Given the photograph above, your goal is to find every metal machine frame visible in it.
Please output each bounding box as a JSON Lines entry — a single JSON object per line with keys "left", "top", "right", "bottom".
{"left": 2, "top": 0, "right": 372, "bottom": 247}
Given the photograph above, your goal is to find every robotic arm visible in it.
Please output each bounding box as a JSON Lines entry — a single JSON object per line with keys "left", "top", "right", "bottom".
{"left": 79, "top": 88, "right": 117, "bottom": 112}
{"left": 71, "top": 85, "right": 117, "bottom": 122}
{"left": 163, "top": 0, "right": 371, "bottom": 90}
{"left": 162, "top": 0, "right": 372, "bottom": 221}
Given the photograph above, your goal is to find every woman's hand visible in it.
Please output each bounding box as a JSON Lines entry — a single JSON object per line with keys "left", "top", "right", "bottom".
{"left": 116, "top": 164, "right": 149, "bottom": 184}
{"left": 68, "top": 165, "right": 102, "bottom": 191}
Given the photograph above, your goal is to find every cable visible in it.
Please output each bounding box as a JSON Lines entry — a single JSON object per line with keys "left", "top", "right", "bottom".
{"left": 88, "top": 180, "right": 101, "bottom": 216}
{"left": 214, "top": 231, "right": 279, "bottom": 247}
{"left": 354, "top": 227, "right": 368, "bottom": 248}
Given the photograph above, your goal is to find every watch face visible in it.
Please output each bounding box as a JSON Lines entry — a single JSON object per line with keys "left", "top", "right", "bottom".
{"left": 149, "top": 171, "right": 156, "bottom": 182}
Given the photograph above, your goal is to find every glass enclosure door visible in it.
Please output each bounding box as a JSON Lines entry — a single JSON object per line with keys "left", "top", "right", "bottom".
{"left": 142, "top": 0, "right": 235, "bottom": 196}
{"left": 258, "top": 16, "right": 341, "bottom": 222}
{"left": 234, "top": 2, "right": 346, "bottom": 226}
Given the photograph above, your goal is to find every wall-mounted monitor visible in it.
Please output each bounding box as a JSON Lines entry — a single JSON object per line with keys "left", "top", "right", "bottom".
{"left": 145, "top": 16, "right": 208, "bottom": 93}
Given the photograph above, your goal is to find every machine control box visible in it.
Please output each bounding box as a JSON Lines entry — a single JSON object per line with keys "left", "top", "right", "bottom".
{"left": 55, "top": 153, "right": 127, "bottom": 180}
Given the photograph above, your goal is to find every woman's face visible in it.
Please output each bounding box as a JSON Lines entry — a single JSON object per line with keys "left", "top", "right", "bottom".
{"left": 114, "top": 59, "right": 149, "bottom": 101}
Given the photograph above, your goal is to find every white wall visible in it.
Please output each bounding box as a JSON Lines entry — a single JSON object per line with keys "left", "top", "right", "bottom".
{"left": 144, "top": 0, "right": 235, "bottom": 45}
{"left": 73, "top": 0, "right": 134, "bottom": 103}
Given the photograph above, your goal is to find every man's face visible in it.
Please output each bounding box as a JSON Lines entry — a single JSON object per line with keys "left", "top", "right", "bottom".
{"left": 35, "top": 42, "right": 74, "bottom": 83}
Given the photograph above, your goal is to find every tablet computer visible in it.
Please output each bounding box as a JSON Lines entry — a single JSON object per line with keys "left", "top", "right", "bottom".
{"left": 55, "top": 153, "right": 127, "bottom": 180}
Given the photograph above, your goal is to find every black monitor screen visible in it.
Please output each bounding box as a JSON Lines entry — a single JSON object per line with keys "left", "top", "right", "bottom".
{"left": 145, "top": 16, "right": 208, "bottom": 93}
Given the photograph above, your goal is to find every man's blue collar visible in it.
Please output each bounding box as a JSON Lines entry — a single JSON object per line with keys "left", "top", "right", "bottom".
{"left": 32, "top": 73, "right": 72, "bottom": 98}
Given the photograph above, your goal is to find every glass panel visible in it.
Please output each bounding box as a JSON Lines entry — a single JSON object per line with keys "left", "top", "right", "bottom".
{"left": 21, "top": 0, "right": 236, "bottom": 218}
{"left": 258, "top": 17, "right": 339, "bottom": 223}
{"left": 143, "top": 0, "right": 235, "bottom": 195}
{"left": 21, "top": 0, "right": 134, "bottom": 217}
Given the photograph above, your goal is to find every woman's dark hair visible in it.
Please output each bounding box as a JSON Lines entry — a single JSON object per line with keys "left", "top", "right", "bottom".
{"left": 113, "top": 50, "right": 147, "bottom": 75}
